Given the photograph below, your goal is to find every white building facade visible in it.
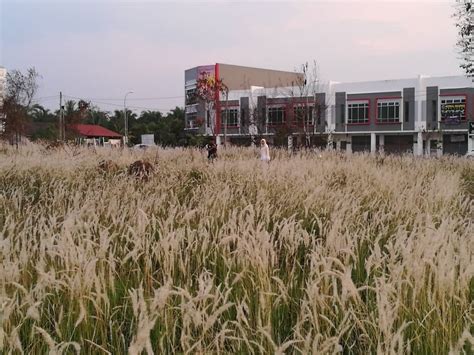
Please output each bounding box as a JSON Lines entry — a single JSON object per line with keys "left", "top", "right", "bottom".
{"left": 327, "top": 75, "right": 474, "bottom": 156}
{"left": 185, "top": 64, "right": 474, "bottom": 155}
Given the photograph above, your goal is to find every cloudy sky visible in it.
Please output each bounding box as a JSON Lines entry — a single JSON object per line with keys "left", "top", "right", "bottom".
{"left": 1, "top": 0, "right": 464, "bottom": 113}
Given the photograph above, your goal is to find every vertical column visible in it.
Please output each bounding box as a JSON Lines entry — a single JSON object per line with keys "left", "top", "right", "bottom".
{"left": 327, "top": 132, "right": 334, "bottom": 150}
{"left": 346, "top": 136, "right": 352, "bottom": 154}
{"left": 370, "top": 133, "right": 376, "bottom": 154}
{"left": 437, "top": 136, "right": 443, "bottom": 157}
{"left": 415, "top": 132, "right": 423, "bottom": 156}
{"left": 426, "top": 137, "right": 431, "bottom": 156}
{"left": 379, "top": 134, "right": 385, "bottom": 154}
{"left": 467, "top": 123, "right": 473, "bottom": 154}
{"left": 336, "top": 140, "right": 341, "bottom": 151}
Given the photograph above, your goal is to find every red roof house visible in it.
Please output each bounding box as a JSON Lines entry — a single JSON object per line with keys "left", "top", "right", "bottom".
{"left": 69, "top": 124, "right": 122, "bottom": 138}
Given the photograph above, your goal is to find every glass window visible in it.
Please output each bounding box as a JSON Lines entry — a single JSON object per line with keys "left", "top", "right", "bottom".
{"left": 404, "top": 101, "right": 409, "bottom": 122}
{"left": 377, "top": 100, "right": 400, "bottom": 122}
{"left": 185, "top": 88, "right": 197, "bottom": 105}
{"left": 293, "top": 105, "right": 314, "bottom": 125}
{"left": 186, "top": 112, "right": 197, "bottom": 129}
{"left": 268, "top": 107, "right": 286, "bottom": 125}
{"left": 347, "top": 102, "right": 369, "bottom": 123}
{"left": 221, "top": 108, "right": 239, "bottom": 126}
{"left": 440, "top": 97, "right": 466, "bottom": 122}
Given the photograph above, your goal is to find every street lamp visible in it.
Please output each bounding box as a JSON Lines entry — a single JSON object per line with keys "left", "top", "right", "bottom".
{"left": 124, "top": 91, "right": 134, "bottom": 145}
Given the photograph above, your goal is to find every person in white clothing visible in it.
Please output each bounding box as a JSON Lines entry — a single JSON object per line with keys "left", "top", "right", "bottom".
{"left": 260, "top": 138, "right": 270, "bottom": 162}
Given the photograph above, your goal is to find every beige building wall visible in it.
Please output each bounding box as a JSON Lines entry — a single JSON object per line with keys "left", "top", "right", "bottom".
{"left": 218, "top": 63, "right": 303, "bottom": 90}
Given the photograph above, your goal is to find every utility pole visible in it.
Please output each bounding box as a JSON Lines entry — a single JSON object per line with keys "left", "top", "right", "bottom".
{"left": 124, "top": 91, "right": 133, "bottom": 146}
{"left": 305, "top": 94, "right": 309, "bottom": 148}
{"left": 59, "top": 91, "right": 63, "bottom": 141}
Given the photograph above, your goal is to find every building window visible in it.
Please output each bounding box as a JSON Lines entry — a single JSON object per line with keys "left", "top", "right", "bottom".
{"left": 185, "top": 88, "right": 197, "bottom": 105}
{"left": 347, "top": 101, "right": 369, "bottom": 124}
{"left": 404, "top": 101, "right": 409, "bottom": 123}
{"left": 293, "top": 105, "right": 314, "bottom": 125}
{"left": 316, "top": 105, "right": 321, "bottom": 125}
{"left": 440, "top": 96, "right": 466, "bottom": 122}
{"left": 268, "top": 106, "right": 286, "bottom": 125}
{"left": 221, "top": 108, "right": 239, "bottom": 126}
{"left": 377, "top": 100, "right": 400, "bottom": 123}
{"left": 241, "top": 108, "right": 247, "bottom": 126}
{"left": 186, "top": 112, "right": 197, "bottom": 129}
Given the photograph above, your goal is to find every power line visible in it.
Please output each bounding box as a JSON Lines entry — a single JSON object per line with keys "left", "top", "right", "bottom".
{"left": 34, "top": 95, "right": 60, "bottom": 102}
{"left": 75, "top": 95, "right": 184, "bottom": 101}
{"left": 62, "top": 94, "right": 178, "bottom": 112}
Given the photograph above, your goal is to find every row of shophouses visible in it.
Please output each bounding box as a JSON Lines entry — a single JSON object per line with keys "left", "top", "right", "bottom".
{"left": 184, "top": 63, "right": 474, "bottom": 156}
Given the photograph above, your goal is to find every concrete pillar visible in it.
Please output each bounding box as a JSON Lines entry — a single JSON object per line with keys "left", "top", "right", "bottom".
{"left": 370, "top": 133, "right": 376, "bottom": 154}
{"left": 288, "top": 135, "right": 293, "bottom": 153}
{"left": 437, "top": 137, "right": 443, "bottom": 157}
{"left": 415, "top": 132, "right": 423, "bottom": 156}
{"left": 379, "top": 134, "right": 384, "bottom": 154}
{"left": 327, "top": 133, "right": 334, "bottom": 150}
{"left": 216, "top": 135, "right": 222, "bottom": 146}
{"left": 346, "top": 142, "right": 352, "bottom": 154}
{"left": 468, "top": 134, "right": 473, "bottom": 154}
{"left": 426, "top": 138, "right": 431, "bottom": 156}
{"left": 336, "top": 140, "right": 341, "bottom": 151}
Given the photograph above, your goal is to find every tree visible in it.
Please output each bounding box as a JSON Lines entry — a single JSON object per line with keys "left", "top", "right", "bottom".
{"left": 455, "top": 0, "right": 474, "bottom": 76}
{"left": 60, "top": 99, "right": 94, "bottom": 140}
{"left": 195, "top": 71, "right": 228, "bottom": 137}
{"left": 85, "top": 105, "right": 110, "bottom": 127}
{"left": 64, "top": 100, "right": 77, "bottom": 120}
{"left": 1, "top": 67, "right": 40, "bottom": 146}
{"left": 30, "top": 104, "right": 56, "bottom": 123}
{"left": 155, "top": 107, "right": 186, "bottom": 146}
{"left": 273, "top": 61, "right": 328, "bottom": 148}
{"left": 129, "top": 110, "right": 159, "bottom": 144}
{"left": 27, "top": 104, "right": 58, "bottom": 141}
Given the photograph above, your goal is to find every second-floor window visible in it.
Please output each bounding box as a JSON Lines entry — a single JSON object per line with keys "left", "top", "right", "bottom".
{"left": 347, "top": 101, "right": 369, "bottom": 124}
{"left": 293, "top": 105, "right": 314, "bottom": 125}
{"left": 185, "top": 88, "right": 197, "bottom": 105}
{"left": 440, "top": 97, "right": 466, "bottom": 122}
{"left": 268, "top": 106, "right": 286, "bottom": 125}
{"left": 377, "top": 100, "right": 400, "bottom": 123}
{"left": 221, "top": 108, "right": 239, "bottom": 126}
{"left": 186, "top": 112, "right": 197, "bottom": 129}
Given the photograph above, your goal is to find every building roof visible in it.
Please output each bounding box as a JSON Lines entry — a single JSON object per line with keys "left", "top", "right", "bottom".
{"left": 70, "top": 124, "right": 122, "bottom": 138}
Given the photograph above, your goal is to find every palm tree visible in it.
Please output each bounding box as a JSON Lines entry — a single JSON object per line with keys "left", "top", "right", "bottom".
{"left": 29, "top": 104, "right": 54, "bottom": 122}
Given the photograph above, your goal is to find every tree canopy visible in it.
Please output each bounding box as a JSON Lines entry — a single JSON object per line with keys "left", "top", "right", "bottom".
{"left": 455, "top": 0, "right": 474, "bottom": 76}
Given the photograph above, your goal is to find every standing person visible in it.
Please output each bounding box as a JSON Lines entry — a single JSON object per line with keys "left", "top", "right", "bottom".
{"left": 207, "top": 142, "right": 217, "bottom": 162}
{"left": 260, "top": 138, "right": 270, "bottom": 162}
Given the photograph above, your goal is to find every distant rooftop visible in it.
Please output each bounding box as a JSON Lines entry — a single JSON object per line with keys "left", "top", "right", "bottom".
{"left": 70, "top": 124, "right": 122, "bottom": 138}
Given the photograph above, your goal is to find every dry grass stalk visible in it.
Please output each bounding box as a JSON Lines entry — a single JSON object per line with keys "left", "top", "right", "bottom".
{"left": 0, "top": 144, "right": 472, "bottom": 353}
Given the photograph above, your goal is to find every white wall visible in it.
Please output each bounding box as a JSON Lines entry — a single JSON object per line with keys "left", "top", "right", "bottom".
{"left": 225, "top": 74, "right": 474, "bottom": 134}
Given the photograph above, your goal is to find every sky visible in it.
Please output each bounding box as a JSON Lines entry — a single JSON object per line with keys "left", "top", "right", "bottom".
{"left": 0, "top": 0, "right": 465, "bottom": 114}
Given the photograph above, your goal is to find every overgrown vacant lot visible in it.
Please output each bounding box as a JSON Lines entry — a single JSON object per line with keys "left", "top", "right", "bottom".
{"left": 0, "top": 144, "right": 472, "bottom": 354}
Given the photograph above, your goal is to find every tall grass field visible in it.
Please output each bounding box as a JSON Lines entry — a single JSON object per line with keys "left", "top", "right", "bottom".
{"left": 0, "top": 143, "right": 473, "bottom": 354}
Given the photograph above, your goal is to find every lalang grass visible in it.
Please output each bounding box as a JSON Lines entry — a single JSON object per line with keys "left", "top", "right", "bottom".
{"left": 0, "top": 144, "right": 472, "bottom": 354}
